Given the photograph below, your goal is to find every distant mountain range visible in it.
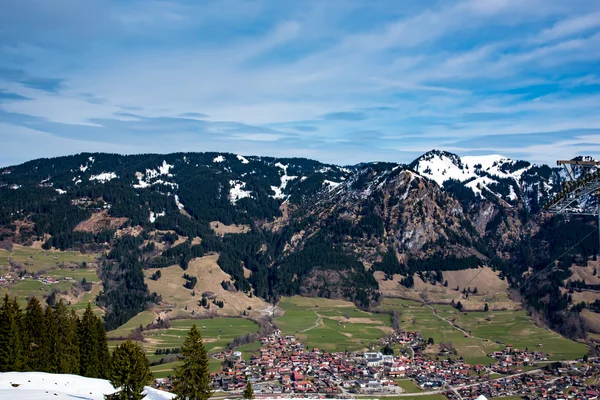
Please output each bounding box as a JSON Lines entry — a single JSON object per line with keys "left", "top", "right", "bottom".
{"left": 1, "top": 150, "right": 598, "bottom": 338}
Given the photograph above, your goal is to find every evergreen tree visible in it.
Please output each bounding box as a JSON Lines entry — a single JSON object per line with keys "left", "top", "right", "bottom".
{"left": 0, "top": 294, "right": 25, "bottom": 371}
{"left": 24, "top": 296, "right": 45, "bottom": 370}
{"left": 41, "top": 302, "right": 57, "bottom": 372}
{"left": 95, "top": 316, "right": 111, "bottom": 379}
{"left": 78, "top": 303, "right": 101, "bottom": 378}
{"left": 109, "top": 340, "right": 153, "bottom": 400}
{"left": 484, "top": 303, "right": 489, "bottom": 312}
{"left": 456, "top": 301, "right": 464, "bottom": 311}
{"left": 51, "top": 301, "right": 80, "bottom": 374}
{"left": 172, "top": 324, "right": 213, "bottom": 400}
{"left": 243, "top": 381, "right": 254, "bottom": 400}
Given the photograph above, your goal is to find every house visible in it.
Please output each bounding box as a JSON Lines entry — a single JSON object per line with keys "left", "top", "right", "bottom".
{"left": 292, "top": 371, "right": 304, "bottom": 381}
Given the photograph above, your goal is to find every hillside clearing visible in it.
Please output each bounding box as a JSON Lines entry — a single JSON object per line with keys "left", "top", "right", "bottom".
{"left": 210, "top": 221, "right": 250, "bottom": 235}
{"left": 144, "top": 254, "right": 269, "bottom": 317}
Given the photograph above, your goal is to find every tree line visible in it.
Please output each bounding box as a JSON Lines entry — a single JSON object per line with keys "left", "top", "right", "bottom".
{"left": 0, "top": 296, "right": 110, "bottom": 378}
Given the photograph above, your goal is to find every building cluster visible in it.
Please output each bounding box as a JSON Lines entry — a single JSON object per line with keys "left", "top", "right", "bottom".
{"left": 150, "top": 329, "right": 600, "bottom": 399}
{"left": 446, "top": 362, "right": 600, "bottom": 400}
{"left": 0, "top": 272, "right": 69, "bottom": 285}
{"left": 210, "top": 330, "right": 405, "bottom": 396}
{"left": 487, "top": 345, "right": 549, "bottom": 374}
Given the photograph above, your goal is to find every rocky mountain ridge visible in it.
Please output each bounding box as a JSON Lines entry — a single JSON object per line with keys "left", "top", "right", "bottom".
{"left": 1, "top": 150, "right": 598, "bottom": 338}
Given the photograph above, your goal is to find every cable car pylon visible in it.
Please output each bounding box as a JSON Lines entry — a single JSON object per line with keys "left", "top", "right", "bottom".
{"left": 544, "top": 158, "right": 600, "bottom": 254}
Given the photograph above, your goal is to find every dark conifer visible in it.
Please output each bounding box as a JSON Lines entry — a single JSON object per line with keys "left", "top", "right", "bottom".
{"left": 78, "top": 303, "right": 100, "bottom": 378}
{"left": 41, "top": 303, "right": 57, "bottom": 372}
{"left": 95, "top": 316, "right": 111, "bottom": 379}
{"left": 108, "top": 340, "right": 153, "bottom": 400}
{"left": 172, "top": 324, "right": 213, "bottom": 400}
{"left": 0, "top": 294, "right": 25, "bottom": 371}
{"left": 24, "top": 296, "right": 45, "bottom": 370}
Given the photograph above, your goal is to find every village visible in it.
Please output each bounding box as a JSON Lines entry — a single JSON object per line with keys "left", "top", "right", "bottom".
{"left": 152, "top": 329, "right": 600, "bottom": 400}
{"left": 0, "top": 271, "right": 72, "bottom": 285}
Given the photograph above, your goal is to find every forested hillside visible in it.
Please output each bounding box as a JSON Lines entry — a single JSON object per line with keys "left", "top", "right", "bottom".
{"left": 0, "top": 150, "right": 598, "bottom": 337}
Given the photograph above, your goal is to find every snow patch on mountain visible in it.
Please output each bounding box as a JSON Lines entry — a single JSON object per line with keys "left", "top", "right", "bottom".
{"left": 55, "top": 189, "right": 66, "bottom": 195}
{"left": 229, "top": 180, "right": 252, "bottom": 204}
{"left": 236, "top": 155, "right": 250, "bottom": 164}
{"left": 414, "top": 151, "right": 535, "bottom": 202}
{"left": 213, "top": 155, "right": 225, "bottom": 163}
{"left": 174, "top": 194, "right": 185, "bottom": 210}
{"left": 133, "top": 161, "right": 176, "bottom": 188}
{"left": 323, "top": 180, "right": 341, "bottom": 190}
{"left": 0, "top": 371, "right": 174, "bottom": 400}
{"left": 149, "top": 211, "right": 166, "bottom": 223}
{"left": 89, "top": 172, "right": 117, "bottom": 183}
{"left": 157, "top": 160, "right": 174, "bottom": 176}
{"left": 465, "top": 176, "right": 498, "bottom": 196}
{"left": 270, "top": 163, "right": 297, "bottom": 199}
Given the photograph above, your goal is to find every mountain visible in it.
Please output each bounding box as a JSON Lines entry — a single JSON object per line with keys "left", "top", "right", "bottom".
{"left": 0, "top": 150, "right": 598, "bottom": 339}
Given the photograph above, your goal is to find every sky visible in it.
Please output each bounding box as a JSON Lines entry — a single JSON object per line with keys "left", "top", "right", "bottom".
{"left": 0, "top": 0, "right": 599, "bottom": 167}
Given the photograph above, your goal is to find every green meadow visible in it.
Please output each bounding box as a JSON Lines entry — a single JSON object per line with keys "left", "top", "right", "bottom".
{"left": 275, "top": 296, "right": 392, "bottom": 352}
{"left": 376, "top": 298, "right": 588, "bottom": 364}
{"left": 109, "top": 316, "right": 260, "bottom": 375}
{"left": 0, "top": 245, "right": 99, "bottom": 274}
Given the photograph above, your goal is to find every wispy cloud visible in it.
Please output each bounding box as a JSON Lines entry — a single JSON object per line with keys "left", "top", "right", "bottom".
{"left": 0, "top": 0, "right": 598, "bottom": 166}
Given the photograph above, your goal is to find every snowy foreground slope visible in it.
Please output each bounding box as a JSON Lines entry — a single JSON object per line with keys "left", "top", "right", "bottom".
{"left": 0, "top": 372, "right": 175, "bottom": 400}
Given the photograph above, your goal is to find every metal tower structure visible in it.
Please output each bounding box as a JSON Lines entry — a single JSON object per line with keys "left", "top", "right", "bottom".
{"left": 544, "top": 158, "right": 600, "bottom": 252}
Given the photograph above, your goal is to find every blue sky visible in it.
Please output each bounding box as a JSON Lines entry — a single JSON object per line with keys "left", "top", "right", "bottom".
{"left": 1, "top": 0, "right": 599, "bottom": 167}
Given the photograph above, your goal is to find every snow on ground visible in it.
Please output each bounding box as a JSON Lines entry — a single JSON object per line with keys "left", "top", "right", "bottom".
{"left": 157, "top": 160, "right": 174, "bottom": 176}
{"left": 415, "top": 153, "right": 474, "bottom": 186}
{"left": 174, "top": 194, "right": 185, "bottom": 210}
{"left": 134, "top": 161, "right": 176, "bottom": 188}
{"left": 229, "top": 180, "right": 252, "bottom": 204}
{"left": 55, "top": 189, "right": 67, "bottom": 195}
{"left": 9, "top": 184, "right": 21, "bottom": 190}
{"left": 89, "top": 172, "right": 117, "bottom": 183}
{"left": 465, "top": 176, "right": 498, "bottom": 197}
{"left": 416, "top": 152, "right": 533, "bottom": 200}
{"left": 323, "top": 180, "right": 341, "bottom": 190}
{"left": 0, "top": 371, "right": 175, "bottom": 400}
{"left": 213, "top": 155, "right": 225, "bottom": 163}
{"left": 270, "top": 163, "right": 297, "bottom": 199}
{"left": 236, "top": 154, "right": 250, "bottom": 164}
{"left": 133, "top": 172, "right": 150, "bottom": 188}
{"left": 149, "top": 211, "right": 166, "bottom": 223}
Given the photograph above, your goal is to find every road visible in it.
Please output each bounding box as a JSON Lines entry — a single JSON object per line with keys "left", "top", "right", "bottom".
{"left": 299, "top": 311, "right": 322, "bottom": 333}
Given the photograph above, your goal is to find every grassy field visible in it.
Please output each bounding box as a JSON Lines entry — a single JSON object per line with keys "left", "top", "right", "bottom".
{"left": 0, "top": 245, "right": 101, "bottom": 307}
{"left": 142, "top": 318, "right": 259, "bottom": 354}
{"left": 275, "top": 296, "right": 392, "bottom": 352}
{"left": 396, "top": 379, "right": 425, "bottom": 394}
{"left": 376, "top": 298, "right": 588, "bottom": 364}
{"left": 0, "top": 245, "right": 99, "bottom": 273}
{"left": 150, "top": 359, "right": 222, "bottom": 378}
{"left": 109, "top": 316, "right": 260, "bottom": 377}
{"left": 107, "top": 310, "right": 158, "bottom": 338}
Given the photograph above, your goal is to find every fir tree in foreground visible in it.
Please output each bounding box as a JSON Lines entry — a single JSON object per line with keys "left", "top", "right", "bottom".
{"left": 108, "top": 340, "right": 153, "bottom": 400}
{"left": 0, "top": 296, "right": 110, "bottom": 378}
{"left": 0, "top": 294, "right": 25, "bottom": 371}
{"left": 172, "top": 324, "right": 213, "bottom": 400}
{"left": 243, "top": 381, "right": 254, "bottom": 400}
